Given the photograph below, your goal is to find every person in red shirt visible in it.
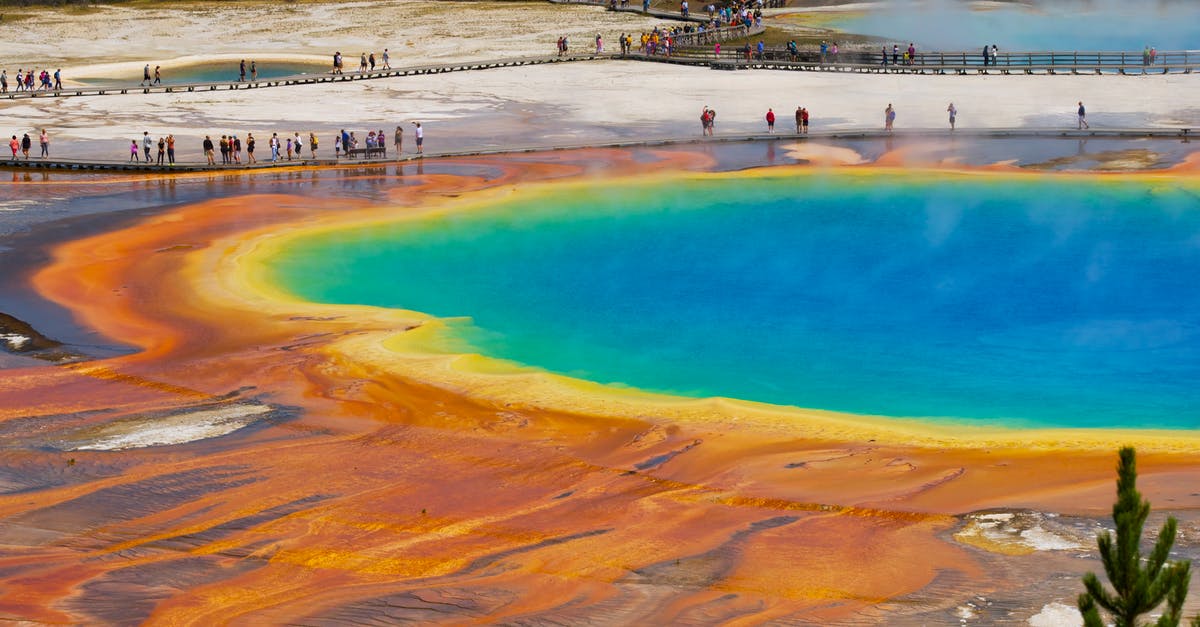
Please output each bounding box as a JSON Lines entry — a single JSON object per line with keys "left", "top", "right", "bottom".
{"left": 765, "top": 108, "right": 775, "bottom": 134}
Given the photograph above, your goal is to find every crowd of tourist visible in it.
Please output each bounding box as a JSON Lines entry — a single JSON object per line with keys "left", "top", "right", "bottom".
{"left": 6, "top": 130, "right": 49, "bottom": 160}
{"left": 2, "top": 93, "right": 1105, "bottom": 167}
{"left": 1, "top": 68, "right": 62, "bottom": 92}
{"left": 331, "top": 50, "right": 392, "bottom": 74}
{"left": 90, "top": 122, "right": 425, "bottom": 167}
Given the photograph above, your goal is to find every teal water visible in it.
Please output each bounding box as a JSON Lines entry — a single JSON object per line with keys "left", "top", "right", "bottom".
{"left": 836, "top": 1, "right": 1200, "bottom": 51}
{"left": 80, "top": 62, "right": 329, "bottom": 86}
{"left": 268, "top": 173, "right": 1200, "bottom": 429}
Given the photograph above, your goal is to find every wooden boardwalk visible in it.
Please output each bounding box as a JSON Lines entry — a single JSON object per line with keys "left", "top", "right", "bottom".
{"left": 6, "top": 46, "right": 1193, "bottom": 106}
{"left": 0, "top": 53, "right": 607, "bottom": 102}
{"left": 2, "top": 128, "right": 1191, "bottom": 175}
{"left": 629, "top": 48, "right": 1200, "bottom": 75}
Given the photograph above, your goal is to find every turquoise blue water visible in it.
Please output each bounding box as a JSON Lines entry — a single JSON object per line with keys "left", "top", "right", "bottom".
{"left": 837, "top": 1, "right": 1200, "bottom": 51}
{"left": 81, "top": 62, "right": 329, "bottom": 86}
{"left": 268, "top": 173, "right": 1200, "bottom": 429}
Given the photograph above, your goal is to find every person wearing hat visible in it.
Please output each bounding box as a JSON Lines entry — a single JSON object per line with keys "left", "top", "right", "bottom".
{"left": 413, "top": 121, "right": 423, "bottom": 155}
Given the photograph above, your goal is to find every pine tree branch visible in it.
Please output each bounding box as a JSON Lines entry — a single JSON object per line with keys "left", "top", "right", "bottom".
{"left": 1153, "top": 562, "right": 1191, "bottom": 627}
{"left": 1147, "top": 517, "right": 1179, "bottom": 580}
{"left": 1083, "top": 571, "right": 1122, "bottom": 615}
{"left": 1079, "top": 591, "right": 1106, "bottom": 627}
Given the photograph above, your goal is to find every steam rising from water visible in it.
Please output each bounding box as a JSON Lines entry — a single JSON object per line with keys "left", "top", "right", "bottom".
{"left": 837, "top": 0, "right": 1200, "bottom": 51}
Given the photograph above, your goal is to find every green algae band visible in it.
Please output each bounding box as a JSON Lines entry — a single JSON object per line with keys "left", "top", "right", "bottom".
{"left": 267, "top": 171, "right": 1200, "bottom": 429}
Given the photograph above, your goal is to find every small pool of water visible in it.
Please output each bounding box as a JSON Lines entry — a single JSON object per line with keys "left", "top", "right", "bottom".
{"left": 78, "top": 62, "right": 330, "bottom": 87}
{"left": 835, "top": 1, "right": 1200, "bottom": 51}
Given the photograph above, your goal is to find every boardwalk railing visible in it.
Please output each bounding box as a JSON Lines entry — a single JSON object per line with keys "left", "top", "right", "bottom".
{"left": 1, "top": 53, "right": 607, "bottom": 101}
{"left": 668, "top": 23, "right": 763, "bottom": 47}
{"left": 630, "top": 47, "right": 1200, "bottom": 75}
{"left": 3, "top": 128, "right": 1194, "bottom": 175}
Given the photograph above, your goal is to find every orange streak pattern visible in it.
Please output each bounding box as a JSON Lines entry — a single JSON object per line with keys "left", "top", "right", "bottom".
{"left": 2, "top": 148, "right": 1199, "bottom": 624}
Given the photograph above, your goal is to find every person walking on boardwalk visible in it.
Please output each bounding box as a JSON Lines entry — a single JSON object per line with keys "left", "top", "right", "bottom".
{"left": 982, "top": 45, "right": 990, "bottom": 67}
{"left": 142, "top": 131, "right": 153, "bottom": 161}
{"left": 245, "top": 133, "right": 255, "bottom": 164}
{"left": 153, "top": 65, "right": 161, "bottom": 85}
{"left": 333, "top": 52, "right": 342, "bottom": 74}
{"left": 20, "top": 133, "right": 31, "bottom": 160}
{"left": 1077, "top": 101, "right": 1089, "bottom": 129}
{"left": 801, "top": 106, "right": 809, "bottom": 133}
{"left": 382, "top": 48, "right": 391, "bottom": 69}
{"left": 203, "top": 135, "right": 215, "bottom": 165}
{"left": 239, "top": 59, "right": 246, "bottom": 81}
{"left": 309, "top": 132, "right": 318, "bottom": 159}
{"left": 359, "top": 53, "right": 368, "bottom": 73}
{"left": 413, "top": 121, "right": 423, "bottom": 155}
{"left": 156, "top": 137, "right": 165, "bottom": 165}
{"left": 233, "top": 135, "right": 242, "bottom": 163}
{"left": 39, "top": 129, "right": 48, "bottom": 157}
{"left": 141, "top": 63, "right": 151, "bottom": 86}
{"left": 394, "top": 125, "right": 403, "bottom": 157}
{"left": 885, "top": 103, "right": 895, "bottom": 131}
{"left": 795, "top": 106, "right": 803, "bottom": 134}
{"left": 947, "top": 102, "right": 957, "bottom": 130}
{"left": 369, "top": 52, "right": 376, "bottom": 71}
{"left": 166, "top": 134, "right": 176, "bottom": 165}
{"left": 765, "top": 108, "right": 775, "bottom": 133}
{"left": 130, "top": 139, "right": 141, "bottom": 162}
{"left": 250, "top": 60, "right": 258, "bottom": 81}
{"left": 9, "top": 135, "right": 19, "bottom": 160}
{"left": 1, "top": 70, "right": 7, "bottom": 93}
{"left": 270, "top": 133, "right": 280, "bottom": 162}
{"left": 53, "top": 68, "right": 62, "bottom": 90}
{"left": 596, "top": 34, "right": 603, "bottom": 54}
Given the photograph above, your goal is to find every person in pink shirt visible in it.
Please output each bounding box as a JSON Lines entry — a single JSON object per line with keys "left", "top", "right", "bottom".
{"left": 8, "top": 135, "right": 18, "bottom": 160}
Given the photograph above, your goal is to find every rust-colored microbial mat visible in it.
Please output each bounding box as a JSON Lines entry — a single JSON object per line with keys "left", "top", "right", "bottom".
{"left": 2, "top": 146, "right": 1199, "bottom": 624}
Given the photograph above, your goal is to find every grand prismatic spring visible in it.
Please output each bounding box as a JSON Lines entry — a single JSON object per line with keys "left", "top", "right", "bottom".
{"left": 3, "top": 1, "right": 1200, "bottom": 625}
